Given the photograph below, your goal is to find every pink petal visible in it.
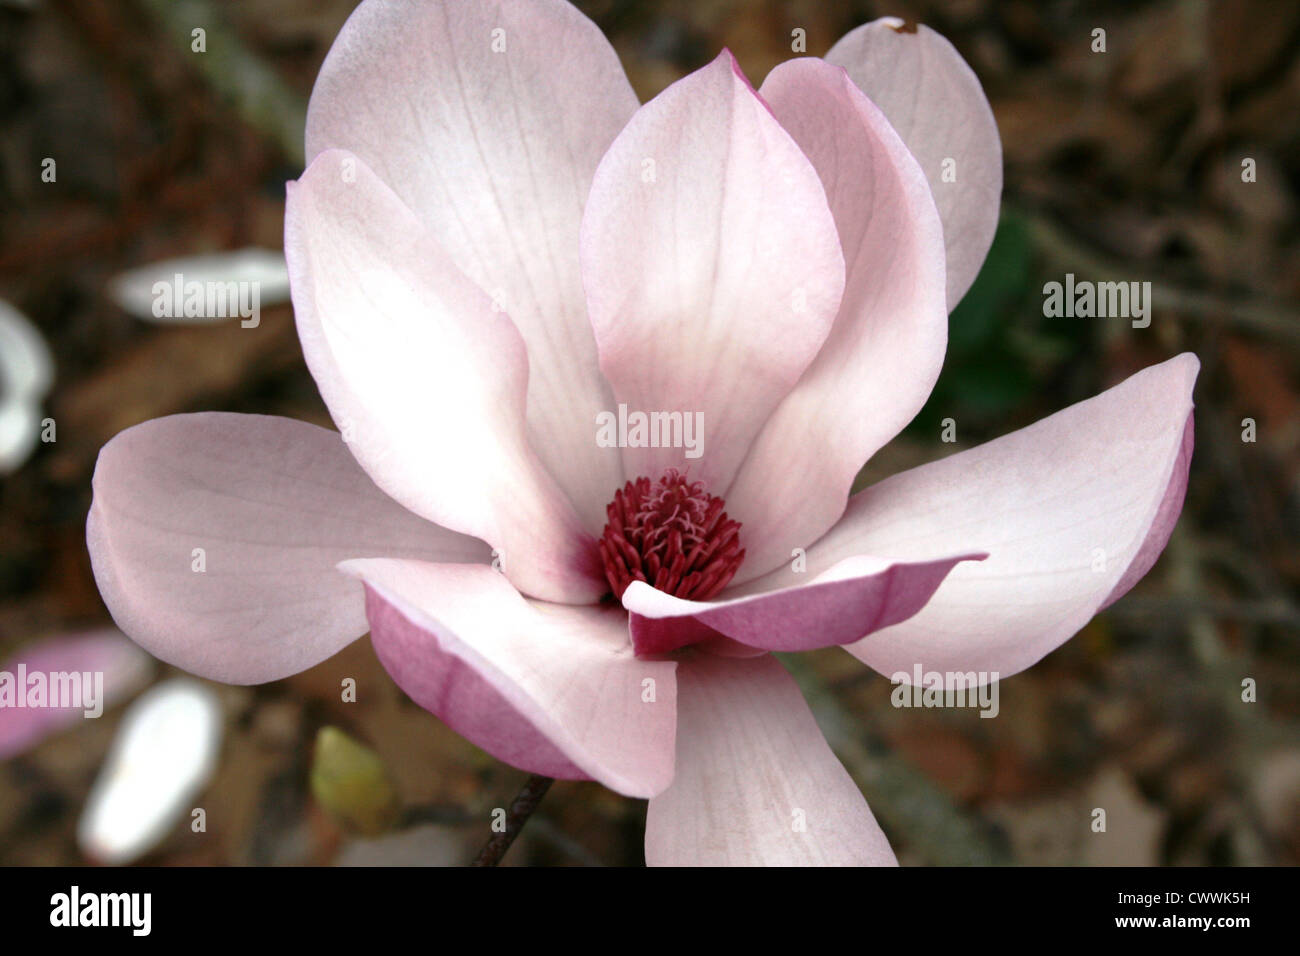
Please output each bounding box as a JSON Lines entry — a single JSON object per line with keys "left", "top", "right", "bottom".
{"left": 726, "top": 58, "right": 949, "bottom": 581}
{"left": 87, "top": 413, "right": 488, "bottom": 684}
{"left": 622, "top": 553, "right": 981, "bottom": 656}
{"left": 305, "top": 0, "right": 637, "bottom": 532}
{"left": 285, "top": 150, "right": 605, "bottom": 604}
{"left": 340, "top": 559, "right": 677, "bottom": 798}
{"left": 1100, "top": 411, "right": 1194, "bottom": 610}
{"left": 645, "top": 653, "right": 896, "bottom": 866}
{"left": 745, "top": 355, "right": 1199, "bottom": 683}
{"left": 0, "top": 629, "right": 153, "bottom": 760}
{"left": 580, "top": 51, "right": 845, "bottom": 493}
{"left": 826, "top": 17, "right": 1002, "bottom": 309}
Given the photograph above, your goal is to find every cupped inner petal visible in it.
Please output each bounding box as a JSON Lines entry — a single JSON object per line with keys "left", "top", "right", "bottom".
{"left": 725, "top": 57, "right": 949, "bottom": 582}
{"left": 580, "top": 50, "right": 845, "bottom": 497}
{"left": 305, "top": 0, "right": 639, "bottom": 533}
{"left": 285, "top": 149, "right": 604, "bottom": 604}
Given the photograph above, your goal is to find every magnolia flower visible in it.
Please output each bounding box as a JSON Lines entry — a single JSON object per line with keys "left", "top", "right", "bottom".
{"left": 86, "top": 0, "right": 1197, "bottom": 866}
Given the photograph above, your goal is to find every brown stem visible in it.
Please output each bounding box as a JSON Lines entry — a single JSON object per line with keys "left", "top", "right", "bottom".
{"left": 472, "top": 774, "right": 554, "bottom": 866}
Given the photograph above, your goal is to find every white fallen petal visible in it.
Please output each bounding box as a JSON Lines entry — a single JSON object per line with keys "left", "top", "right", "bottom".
{"left": 77, "top": 678, "right": 222, "bottom": 864}
{"left": 0, "top": 299, "right": 54, "bottom": 397}
{"left": 107, "top": 248, "right": 291, "bottom": 323}
{"left": 0, "top": 299, "right": 54, "bottom": 474}
{"left": 0, "top": 400, "right": 42, "bottom": 474}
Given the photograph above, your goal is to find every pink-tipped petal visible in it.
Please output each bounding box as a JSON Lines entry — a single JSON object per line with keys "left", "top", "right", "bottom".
{"left": 0, "top": 629, "right": 153, "bottom": 760}
{"left": 581, "top": 51, "right": 845, "bottom": 492}
{"left": 341, "top": 559, "right": 677, "bottom": 798}
{"left": 305, "top": 0, "right": 637, "bottom": 532}
{"left": 87, "top": 414, "right": 488, "bottom": 685}
{"left": 645, "top": 653, "right": 896, "bottom": 866}
{"left": 623, "top": 552, "right": 981, "bottom": 656}
{"left": 745, "top": 355, "right": 1199, "bottom": 684}
{"left": 826, "top": 17, "right": 1002, "bottom": 310}
{"left": 286, "top": 150, "right": 604, "bottom": 604}
{"left": 727, "top": 58, "right": 949, "bottom": 580}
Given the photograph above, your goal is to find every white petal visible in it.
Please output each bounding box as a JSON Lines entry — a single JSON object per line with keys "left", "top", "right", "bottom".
{"left": 108, "top": 249, "right": 290, "bottom": 323}
{"left": 0, "top": 299, "right": 54, "bottom": 473}
{"left": 827, "top": 18, "right": 1003, "bottom": 309}
{"left": 77, "top": 679, "right": 222, "bottom": 864}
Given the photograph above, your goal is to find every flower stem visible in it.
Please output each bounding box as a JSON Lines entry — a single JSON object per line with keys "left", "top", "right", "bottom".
{"left": 472, "top": 774, "right": 554, "bottom": 866}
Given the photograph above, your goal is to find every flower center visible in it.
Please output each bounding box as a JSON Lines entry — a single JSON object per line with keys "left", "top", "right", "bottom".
{"left": 599, "top": 469, "right": 744, "bottom": 601}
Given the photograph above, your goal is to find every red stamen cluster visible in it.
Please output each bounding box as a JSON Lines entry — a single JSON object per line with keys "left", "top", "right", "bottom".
{"left": 599, "top": 469, "right": 744, "bottom": 601}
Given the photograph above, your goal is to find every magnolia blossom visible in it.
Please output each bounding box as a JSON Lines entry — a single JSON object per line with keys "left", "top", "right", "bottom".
{"left": 86, "top": 0, "right": 1197, "bottom": 865}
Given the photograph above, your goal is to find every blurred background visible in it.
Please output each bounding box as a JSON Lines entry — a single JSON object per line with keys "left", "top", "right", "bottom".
{"left": 0, "top": 0, "right": 1297, "bottom": 866}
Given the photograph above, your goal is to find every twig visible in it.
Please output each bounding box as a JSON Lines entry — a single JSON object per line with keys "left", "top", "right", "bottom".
{"left": 1105, "top": 595, "right": 1300, "bottom": 628}
{"left": 1020, "top": 204, "right": 1300, "bottom": 346}
{"left": 472, "top": 774, "right": 554, "bottom": 867}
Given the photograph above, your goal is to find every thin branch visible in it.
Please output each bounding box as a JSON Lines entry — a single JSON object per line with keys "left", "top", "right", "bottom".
{"left": 472, "top": 775, "right": 554, "bottom": 867}
{"left": 1019, "top": 205, "right": 1300, "bottom": 346}
{"left": 1106, "top": 595, "right": 1300, "bottom": 628}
